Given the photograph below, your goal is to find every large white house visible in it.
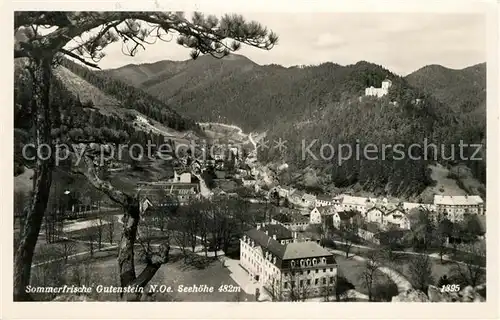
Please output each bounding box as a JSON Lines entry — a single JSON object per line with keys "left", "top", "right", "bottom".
{"left": 240, "top": 222, "right": 338, "bottom": 300}
{"left": 365, "top": 207, "right": 385, "bottom": 224}
{"left": 382, "top": 208, "right": 411, "bottom": 230}
{"left": 365, "top": 79, "right": 392, "bottom": 98}
{"left": 338, "top": 195, "right": 372, "bottom": 214}
{"left": 434, "top": 195, "right": 485, "bottom": 222}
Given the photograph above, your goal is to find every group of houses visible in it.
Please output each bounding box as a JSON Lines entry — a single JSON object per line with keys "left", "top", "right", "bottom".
{"left": 138, "top": 168, "right": 201, "bottom": 213}
{"left": 240, "top": 220, "right": 338, "bottom": 300}
{"left": 270, "top": 187, "right": 486, "bottom": 245}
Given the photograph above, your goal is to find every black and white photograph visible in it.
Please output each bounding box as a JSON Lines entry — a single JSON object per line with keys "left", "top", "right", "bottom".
{"left": 7, "top": 1, "right": 498, "bottom": 314}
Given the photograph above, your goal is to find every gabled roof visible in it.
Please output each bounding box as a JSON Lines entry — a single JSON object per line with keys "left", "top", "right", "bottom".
{"left": 245, "top": 228, "right": 286, "bottom": 258}
{"left": 384, "top": 208, "right": 406, "bottom": 217}
{"left": 366, "top": 206, "right": 385, "bottom": 214}
{"left": 317, "top": 206, "right": 335, "bottom": 215}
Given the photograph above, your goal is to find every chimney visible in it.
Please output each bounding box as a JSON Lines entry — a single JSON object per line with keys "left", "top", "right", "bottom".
{"left": 272, "top": 234, "right": 277, "bottom": 240}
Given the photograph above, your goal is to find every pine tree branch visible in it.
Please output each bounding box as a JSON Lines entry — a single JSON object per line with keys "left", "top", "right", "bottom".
{"left": 59, "top": 48, "right": 101, "bottom": 69}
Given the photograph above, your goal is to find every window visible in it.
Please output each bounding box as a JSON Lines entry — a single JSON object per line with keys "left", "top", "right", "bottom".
{"left": 322, "top": 258, "right": 326, "bottom": 264}
{"left": 323, "top": 278, "right": 326, "bottom": 285}
{"left": 307, "top": 259, "right": 311, "bottom": 266}
{"left": 299, "top": 280, "right": 303, "bottom": 287}
{"left": 307, "top": 270, "right": 311, "bottom": 275}
{"left": 300, "top": 259, "right": 305, "bottom": 267}
{"left": 284, "top": 282, "right": 288, "bottom": 289}
{"left": 315, "top": 269, "right": 318, "bottom": 274}
{"left": 291, "top": 281, "right": 295, "bottom": 288}
{"left": 330, "top": 268, "right": 333, "bottom": 272}
{"left": 291, "top": 260, "right": 296, "bottom": 267}
{"left": 315, "top": 278, "right": 319, "bottom": 285}
{"left": 323, "top": 268, "right": 326, "bottom": 273}
{"left": 284, "top": 272, "right": 288, "bottom": 277}
{"left": 330, "top": 277, "right": 334, "bottom": 283}
{"left": 312, "top": 258, "right": 317, "bottom": 265}
{"left": 307, "top": 279, "right": 311, "bottom": 285}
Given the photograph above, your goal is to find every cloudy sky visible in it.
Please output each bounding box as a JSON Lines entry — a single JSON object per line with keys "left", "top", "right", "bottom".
{"left": 97, "top": 12, "right": 486, "bottom": 76}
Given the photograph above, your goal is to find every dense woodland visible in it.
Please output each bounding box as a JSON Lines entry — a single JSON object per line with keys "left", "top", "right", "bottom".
{"left": 14, "top": 60, "right": 177, "bottom": 174}
{"left": 16, "top": 54, "right": 486, "bottom": 199}
{"left": 108, "top": 56, "right": 486, "bottom": 197}
{"left": 61, "top": 59, "right": 200, "bottom": 133}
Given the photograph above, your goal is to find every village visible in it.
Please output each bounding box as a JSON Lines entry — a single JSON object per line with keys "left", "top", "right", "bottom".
{"left": 124, "top": 133, "right": 487, "bottom": 302}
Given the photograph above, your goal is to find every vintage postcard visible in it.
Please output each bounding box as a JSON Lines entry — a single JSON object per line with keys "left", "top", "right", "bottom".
{"left": 3, "top": 0, "right": 499, "bottom": 319}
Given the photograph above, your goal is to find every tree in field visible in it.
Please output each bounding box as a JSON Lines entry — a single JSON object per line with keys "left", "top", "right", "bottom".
{"left": 92, "top": 216, "right": 106, "bottom": 250}
{"left": 434, "top": 218, "right": 453, "bottom": 263}
{"left": 408, "top": 208, "right": 435, "bottom": 251}
{"left": 460, "top": 214, "right": 484, "bottom": 242}
{"left": 337, "top": 217, "right": 359, "bottom": 258}
{"left": 14, "top": 11, "right": 277, "bottom": 300}
{"left": 106, "top": 218, "right": 115, "bottom": 245}
{"left": 265, "top": 276, "right": 286, "bottom": 301}
{"left": 407, "top": 254, "right": 434, "bottom": 292}
{"left": 58, "top": 238, "right": 77, "bottom": 264}
{"left": 359, "top": 250, "right": 381, "bottom": 301}
{"left": 450, "top": 243, "right": 485, "bottom": 288}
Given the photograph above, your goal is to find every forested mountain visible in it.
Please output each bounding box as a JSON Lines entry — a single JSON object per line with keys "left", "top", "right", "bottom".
{"left": 405, "top": 63, "right": 486, "bottom": 115}
{"left": 106, "top": 56, "right": 438, "bottom": 131}
{"left": 405, "top": 63, "right": 486, "bottom": 186}
{"left": 104, "top": 56, "right": 486, "bottom": 197}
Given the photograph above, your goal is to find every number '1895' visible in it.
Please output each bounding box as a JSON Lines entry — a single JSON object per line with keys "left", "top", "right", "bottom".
{"left": 440, "top": 284, "right": 460, "bottom": 292}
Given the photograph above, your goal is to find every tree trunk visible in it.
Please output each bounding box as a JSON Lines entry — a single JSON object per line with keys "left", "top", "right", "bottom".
{"left": 13, "top": 58, "right": 54, "bottom": 301}
{"left": 118, "top": 201, "right": 140, "bottom": 296}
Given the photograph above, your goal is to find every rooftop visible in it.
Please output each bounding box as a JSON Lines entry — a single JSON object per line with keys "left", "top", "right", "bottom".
{"left": 316, "top": 206, "right": 335, "bottom": 215}
{"left": 384, "top": 208, "right": 406, "bottom": 216}
{"left": 258, "top": 223, "right": 294, "bottom": 240}
{"left": 340, "top": 195, "right": 370, "bottom": 206}
{"left": 245, "top": 228, "right": 286, "bottom": 258}
{"left": 434, "top": 195, "right": 484, "bottom": 206}
{"left": 282, "top": 241, "right": 332, "bottom": 260}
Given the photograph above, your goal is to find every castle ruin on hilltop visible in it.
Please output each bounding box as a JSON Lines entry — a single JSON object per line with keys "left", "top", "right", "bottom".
{"left": 365, "top": 79, "right": 392, "bottom": 98}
